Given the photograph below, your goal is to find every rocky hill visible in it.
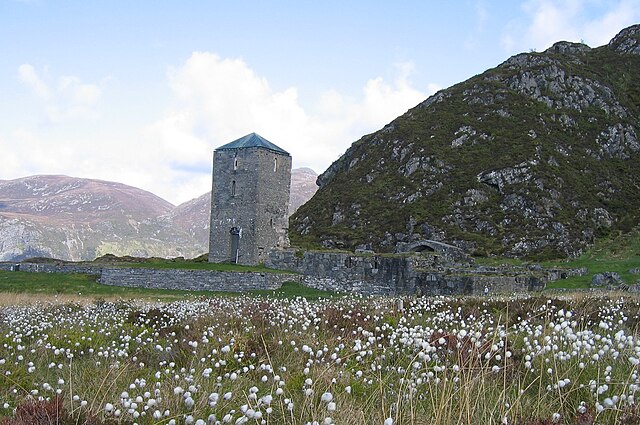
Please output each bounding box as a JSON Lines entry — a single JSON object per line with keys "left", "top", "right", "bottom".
{"left": 0, "top": 168, "right": 317, "bottom": 261}
{"left": 291, "top": 25, "right": 640, "bottom": 260}
{"left": 0, "top": 175, "right": 200, "bottom": 261}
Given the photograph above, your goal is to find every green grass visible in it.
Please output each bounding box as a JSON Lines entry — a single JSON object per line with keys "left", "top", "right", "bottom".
{"left": 0, "top": 270, "right": 223, "bottom": 298}
{"left": 471, "top": 256, "right": 528, "bottom": 267}
{"left": 543, "top": 229, "right": 640, "bottom": 289}
{"left": 249, "top": 281, "right": 338, "bottom": 300}
{"left": 0, "top": 270, "right": 335, "bottom": 300}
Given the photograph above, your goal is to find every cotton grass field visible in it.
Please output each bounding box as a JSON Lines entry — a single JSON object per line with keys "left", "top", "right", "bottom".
{"left": 2, "top": 290, "right": 640, "bottom": 425}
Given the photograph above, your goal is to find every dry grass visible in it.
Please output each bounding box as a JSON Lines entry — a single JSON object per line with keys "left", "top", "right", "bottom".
{"left": 0, "top": 292, "right": 105, "bottom": 306}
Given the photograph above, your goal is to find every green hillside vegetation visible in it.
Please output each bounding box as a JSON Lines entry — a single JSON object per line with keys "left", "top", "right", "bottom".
{"left": 291, "top": 27, "right": 640, "bottom": 260}
{"left": 545, "top": 228, "right": 640, "bottom": 289}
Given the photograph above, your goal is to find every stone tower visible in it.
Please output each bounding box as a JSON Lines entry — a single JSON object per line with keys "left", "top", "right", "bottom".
{"left": 208, "top": 133, "right": 291, "bottom": 265}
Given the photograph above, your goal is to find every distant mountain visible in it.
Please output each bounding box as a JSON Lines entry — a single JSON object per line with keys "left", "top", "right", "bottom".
{"left": 289, "top": 168, "right": 319, "bottom": 215}
{"left": 291, "top": 25, "right": 640, "bottom": 259}
{"left": 167, "top": 192, "right": 212, "bottom": 249}
{"left": 0, "top": 175, "right": 200, "bottom": 261}
{"left": 0, "top": 168, "right": 318, "bottom": 261}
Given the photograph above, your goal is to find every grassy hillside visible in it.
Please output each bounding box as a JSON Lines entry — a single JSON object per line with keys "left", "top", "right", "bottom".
{"left": 291, "top": 27, "right": 640, "bottom": 260}
{"left": 545, "top": 228, "right": 640, "bottom": 289}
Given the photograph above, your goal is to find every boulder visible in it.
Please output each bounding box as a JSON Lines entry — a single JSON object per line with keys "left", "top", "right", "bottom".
{"left": 591, "top": 272, "right": 624, "bottom": 288}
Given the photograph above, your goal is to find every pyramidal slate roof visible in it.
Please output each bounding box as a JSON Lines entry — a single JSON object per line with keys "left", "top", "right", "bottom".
{"left": 215, "top": 133, "right": 289, "bottom": 155}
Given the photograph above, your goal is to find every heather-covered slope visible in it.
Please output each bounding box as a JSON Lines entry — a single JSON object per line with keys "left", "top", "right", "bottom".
{"left": 291, "top": 25, "right": 640, "bottom": 259}
{"left": 0, "top": 175, "right": 200, "bottom": 261}
{"left": 0, "top": 168, "right": 318, "bottom": 261}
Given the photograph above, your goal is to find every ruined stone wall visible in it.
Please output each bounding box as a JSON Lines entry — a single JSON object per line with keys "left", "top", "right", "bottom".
{"left": 412, "top": 272, "right": 544, "bottom": 296}
{"left": 1, "top": 251, "right": 570, "bottom": 296}
{"left": 266, "top": 249, "right": 545, "bottom": 295}
{"left": 266, "top": 250, "right": 407, "bottom": 295}
{"left": 99, "top": 268, "right": 297, "bottom": 292}
{"left": 0, "top": 263, "right": 299, "bottom": 292}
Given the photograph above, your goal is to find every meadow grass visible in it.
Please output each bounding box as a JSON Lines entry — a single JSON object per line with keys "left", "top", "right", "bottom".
{"left": 0, "top": 270, "right": 334, "bottom": 302}
{"left": 544, "top": 229, "right": 640, "bottom": 289}
{"left": 0, "top": 270, "right": 221, "bottom": 299}
{"left": 2, "top": 293, "right": 640, "bottom": 424}
{"left": 474, "top": 229, "right": 640, "bottom": 290}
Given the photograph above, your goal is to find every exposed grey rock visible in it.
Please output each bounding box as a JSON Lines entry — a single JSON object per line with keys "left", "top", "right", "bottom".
{"left": 596, "top": 124, "right": 639, "bottom": 160}
{"left": 591, "top": 208, "right": 613, "bottom": 229}
{"left": 463, "top": 189, "right": 488, "bottom": 206}
{"left": 546, "top": 41, "right": 591, "bottom": 55}
{"left": 630, "top": 268, "right": 640, "bottom": 274}
{"left": 477, "top": 162, "right": 535, "bottom": 193}
{"left": 503, "top": 64, "right": 626, "bottom": 117}
{"left": 591, "top": 272, "right": 624, "bottom": 287}
{"left": 608, "top": 24, "right": 640, "bottom": 55}
{"left": 332, "top": 210, "right": 344, "bottom": 226}
{"left": 355, "top": 243, "right": 374, "bottom": 254}
{"left": 418, "top": 90, "right": 451, "bottom": 109}
{"left": 450, "top": 126, "right": 493, "bottom": 147}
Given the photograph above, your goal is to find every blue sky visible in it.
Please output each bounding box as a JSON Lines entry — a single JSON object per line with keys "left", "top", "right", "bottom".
{"left": 1, "top": 0, "right": 639, "bottom": 204}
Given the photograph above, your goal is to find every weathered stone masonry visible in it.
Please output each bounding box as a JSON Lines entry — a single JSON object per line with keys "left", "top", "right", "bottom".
{"left": 209, "top": 133, "right": 291, "bottom": 265}
{"left": 0, "top": 263, "right": 300, "bottom": 292}
{"left": 0, "top": 255, "right": 583, "bottom": 295}
{"left": 266, "top": 249, "right": 583, "bottom": 296}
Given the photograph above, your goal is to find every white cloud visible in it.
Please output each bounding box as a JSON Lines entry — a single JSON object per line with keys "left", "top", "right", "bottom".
{"left": 6, "top": 54, "right": 435, "bottom": 205}
{"left": 18, "top": 64, "right": 50, "bottom": 99}
{"left": 17, "top": 64, "right": 104, "bottom": 122}
{"left": 465, "top": 0, "right": 490, "bottom": 49}
{"left": 502, "top": 0, "right": 640, "bottom": 53}
{"left": 0, "top": 129, "right": 62, "bottom": 179}
{"left": 143, "top": 53, "right": 435, "bottom": 203}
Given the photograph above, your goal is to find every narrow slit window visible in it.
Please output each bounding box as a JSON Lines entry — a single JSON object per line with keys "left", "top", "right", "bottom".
{"left": 273, "top": 157, "right": 277, "bottom": 172}
{"left": 231, "top": 180, "right": 236, "bottom": 196}
{"left": 233, "top": 158, "right": 238, "bottom": 170}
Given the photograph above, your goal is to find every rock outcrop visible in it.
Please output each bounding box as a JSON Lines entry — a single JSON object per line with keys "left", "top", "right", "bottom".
{"left": 291, "top": 25, "right": 640, "bottom": 259}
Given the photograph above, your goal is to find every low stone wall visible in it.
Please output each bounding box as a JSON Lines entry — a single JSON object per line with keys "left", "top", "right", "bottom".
{"left": 414, "top": 272, "right": 544, "bottom": 296}
{"left": 544, "top": 267, "right": 588, "bottom": 281}
{"left": 266, "top": 250, "right": 413, "bottom": 295}
{"left": 267, "top": 249, "right": 547, "bottom": 296}
{"left": 300, "top": 276, "right": 396, "bottom": 295}
{"left": 99, "top": 268, "right": 298, "bottom": 292}
{"left": 0, "top": 262, "right": 299, "bottom": 293}
{"left": 0, "top": 254, "right": 570, "bottom": 296}
{"left": 0, "top": 262, "right": 100, "bottom": 274}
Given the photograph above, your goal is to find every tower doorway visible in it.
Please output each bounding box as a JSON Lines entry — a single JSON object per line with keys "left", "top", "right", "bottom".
{"left": 230, "top": 227, "right": 241, "bottom": 263}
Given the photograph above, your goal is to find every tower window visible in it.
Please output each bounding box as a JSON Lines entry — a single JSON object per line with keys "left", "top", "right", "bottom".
{"left": 274, "top": 157, "right": 277, "bottom": 172}
{"left": 231, "top": 180, "right": 236, "bottom": 196}
{"left": 270, "top": 218, "right": 273, "bottom": 227}
{"left": 233, "top": 158, "right": 238, "bottom": 170}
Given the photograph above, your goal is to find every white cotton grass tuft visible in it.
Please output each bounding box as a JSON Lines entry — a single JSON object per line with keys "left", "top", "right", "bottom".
{"left": 321, "top": 392, "right": 333, "bottom": 403}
